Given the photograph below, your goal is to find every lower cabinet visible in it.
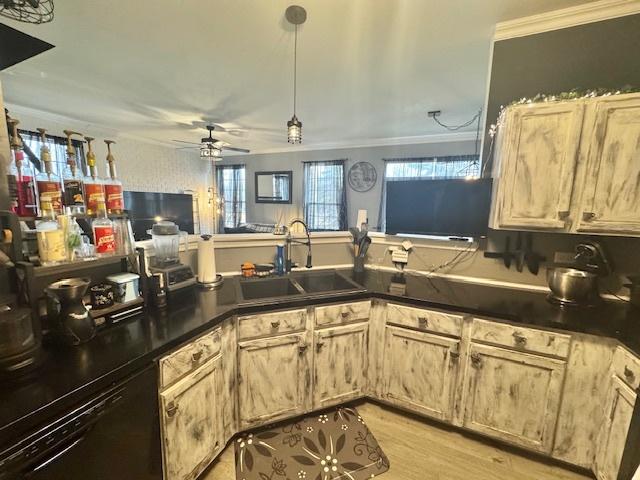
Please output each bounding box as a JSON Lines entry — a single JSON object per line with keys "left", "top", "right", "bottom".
{"left": 461, "top": 343, "right": 566, "bottom": 454}
{"left": 313, "top": 322, "right": 368, "bottom": 408}
{"left": 595, "top": 375, "right": 637, "bottom": 480}
{"left": 159, "top": 355, "right": 222, "bottom": 480}
{"left": 238, "top": 331, "right": 311, "bottom": 428}
{"left": 382, "top": 325, "right": 460, "bottom": 422}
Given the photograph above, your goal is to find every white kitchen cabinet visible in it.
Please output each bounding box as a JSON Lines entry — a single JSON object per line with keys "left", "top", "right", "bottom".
{"left": 382, "top": 325, "right": 461, "bottom": 422}
{"left": 461, "top": 343, "right": 566, "bottom": 453}
{"left": 159, "top": 355, "right": 222, "bottom": 480}
{"left": 237, "top": 331, "right": 311, "bottom": 428}
{"left": 313, "top": 322, "right": 368, "bottom": 408}
{"left": 576, "top": 94, "right": 640, "bottom": 234}
{"left": 491, "top": 101, "right": 585, "bottom": 230}
{"left": 595, "top": 373, "right": 638, "bottom": 480}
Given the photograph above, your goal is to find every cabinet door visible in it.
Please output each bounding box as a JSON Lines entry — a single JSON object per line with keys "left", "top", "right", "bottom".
{"left": 238, "top": 332, "right": 311, "bottom": 428}
{"left": 595, "top": 375, "right": 637, "bottom": 480}
{"left": 577, "top": 94, "right": 640, "bottom": 234}
{"left": 160, "top": 355, "right": 222, "bottom": 480}
{"left": 495, "top": 102, "right": 584, "bottom": 230}
{"left": 462, "top": 343, "right": 566, "bottom": 453}
{"left": 382, "top": 325, "right": 460, "bottom": 422}
{"left": 313, "top": 323, "right": 368, "bottom": 408}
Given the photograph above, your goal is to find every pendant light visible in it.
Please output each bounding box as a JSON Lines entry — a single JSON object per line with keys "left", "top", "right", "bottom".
{"left": 285, "top": 5, "right": 307, "bottom": 144}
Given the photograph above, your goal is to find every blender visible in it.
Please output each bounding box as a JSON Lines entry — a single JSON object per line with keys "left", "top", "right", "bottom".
{"left": 147, "top": 221, "right": 195, "bottom": 298}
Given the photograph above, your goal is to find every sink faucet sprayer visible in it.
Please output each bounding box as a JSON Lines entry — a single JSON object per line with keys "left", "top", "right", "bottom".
{"left": 285, "top": 219, "right": 312, "bottom": 272}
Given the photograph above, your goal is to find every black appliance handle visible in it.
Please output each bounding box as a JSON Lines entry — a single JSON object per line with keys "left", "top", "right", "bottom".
{"left": 26, "top": 432, "right": 89, "bottom": 476}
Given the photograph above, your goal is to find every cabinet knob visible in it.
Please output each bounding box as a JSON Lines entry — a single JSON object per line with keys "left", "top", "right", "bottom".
{"left": 557, "top": 211, "right": 570, "bottom": 220}
{"left": 316, "top": 341, "right": 325, "bottom": 353}
{"left": 166, "top": 402, "right": 179, "bottom": 417}
{"left": 470, "top": 353, "right": 483, "bottom": 369}
{"left": 418, "top": 317, "right": 428, "bottom": 328}
{"left": 270, "top": 320, "right": 280, "bottom": 329}
{"left": 512, "top": 333, "right": 527, "bottom": 347}
{"left": 298, "top": 344, "right": 308, "bottom": 355}
{"left": 582, "top": 212, "right": 596, "bottom": 221}
{"left": 449, "top": 351, "right": 460, "bottom": 362}
{"left": 341, "top": 311, "right": 350, "bottom": 319}
{"left": 191, "top": 349, "right": 204, "bottom": 362}
{"left": 624, "top": 366, "right": 635, "bottom": 381}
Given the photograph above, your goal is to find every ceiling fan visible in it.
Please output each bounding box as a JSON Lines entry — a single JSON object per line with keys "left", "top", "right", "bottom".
{"left": 0, "top": 0, "right": 54, "bottom": 24}
{"left": 173, "top": 125, "right": 250, "bottom": 159}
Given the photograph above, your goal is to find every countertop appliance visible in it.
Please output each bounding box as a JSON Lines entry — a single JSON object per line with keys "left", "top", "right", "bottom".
{"left": 547, "top": 267, "right": 601, "bottom": 306}
{"left": 106, "top": 272, "right": 140, "bottom": 303}
{"left": 147, "top": 221, "right": 195, "bottom": 297}
{"left": 0, "top": 365, "right": 162, "bottom": 480}
{"left": 45, "top": 278, "right": 95, "bottom": 345}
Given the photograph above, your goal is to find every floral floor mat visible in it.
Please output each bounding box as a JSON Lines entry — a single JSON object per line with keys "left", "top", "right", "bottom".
{"left": 234, "top": 406, "right": 390, "bottom": 480}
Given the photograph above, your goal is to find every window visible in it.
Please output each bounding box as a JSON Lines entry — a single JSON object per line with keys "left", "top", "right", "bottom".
{"left": 378, "top": 155, "right": 479, "bottom": 231}
{"left": 18, "top": 130, "right": 87, "bottom": 176}
{"left": 303, "top": 160, "right": 347, "bottom": 231}
{"left": 216, "top": 164, "right": 246, "bottom": 229}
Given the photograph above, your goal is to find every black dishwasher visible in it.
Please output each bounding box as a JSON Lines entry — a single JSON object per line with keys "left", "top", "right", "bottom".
{"left": 0, "top": 365, "right": 162, "bottom": 480}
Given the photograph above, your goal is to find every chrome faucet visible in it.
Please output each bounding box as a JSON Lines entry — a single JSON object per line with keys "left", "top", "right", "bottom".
{"left": 285, "top": 219, "right": 312, "bottom": 272}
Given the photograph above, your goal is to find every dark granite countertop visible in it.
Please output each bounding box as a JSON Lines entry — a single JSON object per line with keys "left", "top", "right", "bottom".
{"left": 1, "top": 268, "right": 639, "bottom": 447}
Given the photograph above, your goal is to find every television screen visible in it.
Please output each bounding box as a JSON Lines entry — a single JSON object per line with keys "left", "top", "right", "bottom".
{"left": 123, "top": 191, "right": 194, "bottom": 240}
{"left": 385, "top": 178, "right": 493, "bottom": 237}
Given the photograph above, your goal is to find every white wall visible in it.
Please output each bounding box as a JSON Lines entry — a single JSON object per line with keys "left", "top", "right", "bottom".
{"left": 5, "top": 105, "right": 215, "bottom": 233}
{"left": 218, "top": 139, "right": 477, "bottom": 228}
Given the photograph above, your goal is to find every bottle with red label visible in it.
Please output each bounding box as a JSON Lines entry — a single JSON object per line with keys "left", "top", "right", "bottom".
{"left": 61, "top": 129, "right": 86, "bottom": 214}
{"left": 92, "top": 200, "right": 116, "bottom": 256}
{"left": 35, "top": 128, "right": 63, "bottom": 216}
{"left": 83, "top": 136, "right": 105, "bottom": 215}
{"left": 103, "top": 140, "right": 124, "bottom": 214}
{"left": 6, "top": 117, "right": 38, "bottom": 217}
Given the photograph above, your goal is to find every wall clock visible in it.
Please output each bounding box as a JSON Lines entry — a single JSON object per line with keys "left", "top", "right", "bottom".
{"left": 348, "top": 161, "right": 377, "bottom": 192}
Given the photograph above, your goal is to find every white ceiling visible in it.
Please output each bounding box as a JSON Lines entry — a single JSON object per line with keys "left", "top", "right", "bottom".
{"left": 1, "top": 0, "right": 592, "bottom": 154}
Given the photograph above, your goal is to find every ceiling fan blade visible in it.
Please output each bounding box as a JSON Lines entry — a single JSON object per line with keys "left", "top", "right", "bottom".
{"left": 173, "top": 139, "right": 201, "bottom": 145}
{"left": 175, "top": 146, "right": 200, "bottom": 150}
{"left": 222, "top": 146, "right": 250, "bottom": 153}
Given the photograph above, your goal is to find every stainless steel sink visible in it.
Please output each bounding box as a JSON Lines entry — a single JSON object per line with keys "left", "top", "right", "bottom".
{"left": 239, "top": 277, "right": 304, "bottom": 301}
{"left": 293, "top": 271, "right": 362, "bottom": 294}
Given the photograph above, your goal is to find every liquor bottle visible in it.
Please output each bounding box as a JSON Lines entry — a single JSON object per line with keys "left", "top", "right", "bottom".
{"left": 6, "top": 117, "right": 38, "bottom": 217}
{"left": 35, "top": 128, "right": 64, "bottom": 216}
{"left": 92, "top": 200, "right": 116, "bottom": 256}
{"left": 103, "top": 140, "right": 124, "bottom": 214}
{"left": 36, "top": 198, "right": 67, "bottom": 265}
{"left": 83, "top": 136, "right": 105, "bottom": 215}
{"left": 61, "top": 129, "right": 86, "bottom": 213}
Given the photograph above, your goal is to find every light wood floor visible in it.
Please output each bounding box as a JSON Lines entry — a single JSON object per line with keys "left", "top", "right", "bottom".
{"left": 202, "top": 401, "right": 593, "bottom": 480}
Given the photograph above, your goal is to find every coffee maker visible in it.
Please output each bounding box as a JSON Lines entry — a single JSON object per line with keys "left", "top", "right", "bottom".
{"left": 147, "top": 221, "right": 195, "bottom": 298}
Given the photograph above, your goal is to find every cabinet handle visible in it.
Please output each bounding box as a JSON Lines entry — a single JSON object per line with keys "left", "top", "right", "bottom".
{"left": 557, "top": 210, "right": 570, "bottom": 220}
{"left": 166, "top": 402, "right": 179, "bottom": 417}
{"left": 470, "top": 353, "right": 482, "bottom": 369}
{"left": 191, "top": 349, "right": 204, "bottom": 362}
{"left": 341, "top": 311, "right": 350, "bottom": 319}
{"left": 316, "top": 341, "right": 325, "bottom": 353}
{"left": 270, "top": 321, "right": 280, "bottom": 329}
{"left": 449, "top": 351, "right": 460, "bottom": 362}
{"left": 512, "top": 332, "right": 527, "bottom": 347}
{"left": 418, "top": 317, "right": 428, "bottom": 328}
{"left": 624, "top": 366, "right": 636, "bottom": 381}
{"left": 582, "top": 212, "right": 596, "bottom": 221}
{"left": 298, "top": 344, "right": 308, "bottom": 355}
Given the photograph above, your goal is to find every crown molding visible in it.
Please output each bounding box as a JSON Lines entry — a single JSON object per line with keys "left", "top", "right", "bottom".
{"left": 223, "top": 131, "right": 477, "bottom": 157}
{"left": 494, "top": 0, "right": 640, "bottom": 41}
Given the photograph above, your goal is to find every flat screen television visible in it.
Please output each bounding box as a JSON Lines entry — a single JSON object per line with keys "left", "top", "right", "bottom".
{"left": 385, "top": 178, "right": 493, "bottom": 237}
{"left": 123, "top": 191, "right": 194, "bottom": 240}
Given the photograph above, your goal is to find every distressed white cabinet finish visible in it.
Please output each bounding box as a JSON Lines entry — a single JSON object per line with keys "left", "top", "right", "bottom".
{"left": 159, "top": 355, "right": 222, "bottom": 480}
{"left": 237, "top": 331, "right": 311, "bottom": 428}
{"left": 382, "top": 325, "right": 461, "bottom": 422}
{"left": 461, "top": 343, "right": 566, "bottom": 453}
{"left": 313, "top": 322, "right": 368, "bottom": 408}
{"left": 491, "top": 101, "right": 584, "bottom": 230}
{"left": 577, "top": 94, "right": 640, "bottom": 234}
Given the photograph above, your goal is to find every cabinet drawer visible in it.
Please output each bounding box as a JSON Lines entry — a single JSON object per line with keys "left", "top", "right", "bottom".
{"left": 159, "top": 329, "right": 221, "bottom": 390}
{"left": 471, "top": 318, "right": 571, "bottom": 358}
{"left": 238, "top": 308, "right": 307, "bottom": 339}
{"left": 612, "top": 346, "right": 640, "bottom": 390}
{"left": 386, "top": 303, "right": 463, "bottom": 337}
{"left": 315, "top": 301, "right": 370, "bottom": 327}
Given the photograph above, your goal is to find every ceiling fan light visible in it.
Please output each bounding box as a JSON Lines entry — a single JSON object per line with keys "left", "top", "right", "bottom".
{"left": 287, "top": 115, "right": 302, "bottom": 144}
{"left": 200, "top": 143, "right": 223, "bottom": 159}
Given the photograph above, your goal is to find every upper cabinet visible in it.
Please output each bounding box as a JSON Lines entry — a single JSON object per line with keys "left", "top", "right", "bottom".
{"left": 491, "top": 92, "right": 640, "bottom": 236}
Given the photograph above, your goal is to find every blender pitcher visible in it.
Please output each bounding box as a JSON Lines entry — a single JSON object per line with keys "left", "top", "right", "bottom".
{"left": 147, "top": 221, "right": 188, "bottom": 267}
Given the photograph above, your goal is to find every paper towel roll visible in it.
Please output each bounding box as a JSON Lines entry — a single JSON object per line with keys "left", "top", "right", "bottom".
{"left": 197, "top": 235, "right": 217, "bottom": 284}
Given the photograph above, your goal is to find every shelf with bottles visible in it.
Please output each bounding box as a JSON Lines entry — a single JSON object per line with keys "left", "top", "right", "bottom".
{"left": 16, "top": 211, "right": 131, "bottom": 223}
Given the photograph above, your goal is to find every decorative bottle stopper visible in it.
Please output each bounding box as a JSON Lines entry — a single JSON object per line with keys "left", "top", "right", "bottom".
{"left": 105, "top": 140, "right": 116, "bottom": 161}
{"left": 85, "top": 136, "right": 97, "bottom": 174}
{"left": 8, "top": 118, "right": 22, "bottom": 150}
{"left": 63, "top": 129, "right": 82, "bottom": 175}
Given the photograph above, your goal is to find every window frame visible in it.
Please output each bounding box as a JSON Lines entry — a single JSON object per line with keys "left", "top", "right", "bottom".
{"left": 216, "top": 164, "right": 247, "bottom": 229}
{"left": 303, "top": 159, "right": 348, "bottom": 232}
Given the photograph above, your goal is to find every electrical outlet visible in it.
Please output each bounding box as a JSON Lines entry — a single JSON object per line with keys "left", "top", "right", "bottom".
{"left": 392, "top": 249, "right": 409, "bottom": 264}
{"left": 427, "top": 110, "right": 441, "bottom": 118}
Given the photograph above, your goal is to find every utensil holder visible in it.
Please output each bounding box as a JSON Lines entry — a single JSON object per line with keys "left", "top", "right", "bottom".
{"left": 354, "top": 256, "right": 365, "bottom": 273}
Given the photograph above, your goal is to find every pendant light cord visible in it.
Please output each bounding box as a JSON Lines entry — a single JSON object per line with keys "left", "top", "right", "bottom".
{"left": 293, "top": 24, "right": 298, "bottom": 115}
